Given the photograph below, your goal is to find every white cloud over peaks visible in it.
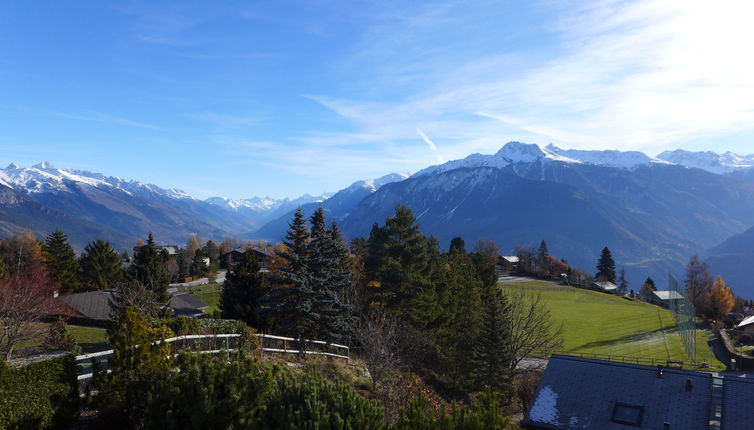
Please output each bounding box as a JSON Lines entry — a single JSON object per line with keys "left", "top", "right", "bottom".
{"left": 311, "top": 0, "right": 754, "bottom": 157}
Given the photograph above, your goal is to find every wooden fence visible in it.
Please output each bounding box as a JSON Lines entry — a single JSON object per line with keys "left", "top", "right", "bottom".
{"left": 75, "top": 333, "right": 349, "bottom": 381}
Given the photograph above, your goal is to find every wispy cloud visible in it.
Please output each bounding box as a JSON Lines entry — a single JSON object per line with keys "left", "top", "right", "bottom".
{"left": 5, "top": 106, "right": 160, "bottom": 130}
{"left": 416, "top": 128, "right": 444, "bottom": 162}
{"left": 308, "top": 0, "right": 754, "bottom": 157}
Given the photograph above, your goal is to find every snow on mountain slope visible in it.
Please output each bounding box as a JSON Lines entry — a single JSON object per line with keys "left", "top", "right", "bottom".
{"left": 545, "top": 144, "right": 671, "bottom": 168}
{"left": 657, "top": 149, "right": 754, "bottom": 174}
{"left": 0, "top": 161, "right": 199, "bottom": 200}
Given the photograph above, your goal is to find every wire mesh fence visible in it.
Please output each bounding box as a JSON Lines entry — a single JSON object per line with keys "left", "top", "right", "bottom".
{"left": 667, "top": 274, "right": 697, "bottom": 363}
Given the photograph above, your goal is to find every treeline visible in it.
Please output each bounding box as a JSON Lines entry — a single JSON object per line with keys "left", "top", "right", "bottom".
{"left": 224, "top": 205, "right": 561, "bottom": 405}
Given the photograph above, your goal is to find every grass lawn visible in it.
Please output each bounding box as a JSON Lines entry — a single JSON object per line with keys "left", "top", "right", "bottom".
{"left": 188, "top": 282, "right": 221, "bottom": 315}
{"left": 67, "top": 325, "right": 109, "bottom": 353}
{"left": 14, "top": 323, "right": 109, "bottom": 356}
{"left": 500, "top": 280, "right": 725, "bottom": 371}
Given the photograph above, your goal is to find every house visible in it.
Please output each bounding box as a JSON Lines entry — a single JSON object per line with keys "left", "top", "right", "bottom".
{"left": 57, "top": 290, "right": 208, "bottom": 325}
{"left": 169, "top": 294, "right": 209, "bottom": 318}
{"left": 220, "top": 247, "right": 273, "bottom": 272}
{"left": 736, "top": 315, "right": 754, "bottom": 335}
{"left": 522, "top": 354, "right": 754, "bottom": 429}
{"left": 498, "top": 255, "right": 520, "bottom": 272}
{"left": 592, "top": 281, "right": 618, "bottom": 294}
{"left": 58, "top": 290, "right": 119, "bottom": 325}
{"left": 651, "top": 290, "right": 686, "bottom": 308}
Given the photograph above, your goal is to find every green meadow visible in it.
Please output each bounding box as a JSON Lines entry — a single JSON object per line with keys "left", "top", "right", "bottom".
{"left": 500, "top": 280, "right": 725, "bottom": 371}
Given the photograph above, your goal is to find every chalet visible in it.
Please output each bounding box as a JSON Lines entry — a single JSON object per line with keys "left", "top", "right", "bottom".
{"left": 736, "top": 315, "right": 754, "bottom": 335}
{"left": 498, "top": 255, "right": 520, "bottom": 272}
{"left": 592, "top": 281, "right": 618, "bottom": 294}
{"left": 651, "top": 290, "right": 686, "bottom": 308}
{"left": 522, "top": 354, "right": 754, "bottom": 429}
{"left": 57, "top": 290, "right": 208, "bottom": 325}
{"left": 220, "top": 247, "right": 273, "bottom": 272}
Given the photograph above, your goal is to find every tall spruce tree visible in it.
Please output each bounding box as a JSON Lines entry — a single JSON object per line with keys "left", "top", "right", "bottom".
{"left": 617, "top": 268, "right": 629, "bottom": 296}
{"left": 472, "top": 284, "right": 513, "bottom": 394}
{"left": 595, "top": 246, "right": 616, "bottom": 283}
{"left": 266, "top": 208, "right": 319, "bottom": 342}
{"left": 307, "top": 209, "right": 356, "bottom": 342}
{"left": 130, "top": 233, "right": 169, "bottom": 303}
{"left": 449, "top": 237, "right": 466, "bottom": 255}
{"left": 537, "top": 240, "right": 549, "bottom": 262}
{"left": 365, "top": 205, "right": 437, "bottom": 316}
{"left": 42, "top": 229, "right": 81, "bottom": 294}
{"left": 442, "top": 251, "right": 483, "bottom": 389}
{"left": 79, "top": 239, "right": 123, "bottom": 290}
{"left": 220, "top": 250, "right": 270, "bottom": 330}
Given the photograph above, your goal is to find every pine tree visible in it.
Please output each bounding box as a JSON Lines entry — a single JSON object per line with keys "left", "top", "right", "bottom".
{"left": 307, "top": 212, "right": 356, "bottom": 342}
{"left": 130, "top": 233, "right": 169, "bottom": 303}
{"left": 595, "top": 246, "right": 616, "bottom": 283}
{"left": 617, "top": 268, "right": 628, "bottom": 296}
{"left": 220, "top": 250, "right": 270, "bottom": 330}
{"left": 365, "top": 205, "right": 437, "bottom": 316}
{"left": 537, "top": 240, "right": 549, "bottom": 262}
{"left": 41, "top": 229, "right": 81, "bottom": 293}
{"left": 266, "top": 208, "right": 318, "bottom": 342}
{"left": 472, "top": 284, "right": 513, "bottom": 395}
{"left": 79, "top": 239, "right": 123, "bottom": 290}
{"left": 449, "top": 237, "right": 466, "bottom": 255}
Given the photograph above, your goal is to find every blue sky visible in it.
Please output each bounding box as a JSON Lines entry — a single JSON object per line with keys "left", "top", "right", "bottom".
{"left": 2, "top": 0, "right": 754, "bottom": 199}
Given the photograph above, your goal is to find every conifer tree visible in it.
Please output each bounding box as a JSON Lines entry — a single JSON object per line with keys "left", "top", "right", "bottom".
{"left": 266, "top": 208, "right": 318, "bottom": 342}
{"left": 41, "top": 229, "right": 81, "bottom": 293}
{"left": 79, "top": 239, "right": 123, "bottom": 290}
{"left": 130, "top": 233, "right": 169, "bottom": 303}
{"left": 595, "top": 246, "right": 616, "bottom": 283}
{"left": 617, "top": 268, "right": 629, "bottom": 295}
{"left": 472, "top": 284, "right": 513, "bottom": 395}
{"left": 307, "top": 211, "right": 356, "bottom": 342}
{"left": 365, "top": 205, "right": 437, "bottom": 315}
{"left": 220, "top": 250, "right": 270, "bottom": 331}
{"left": 537, "top": 240, "right": 549, "bottom": 262}
{"left": 449, "top": 237, "right": 466, "bottom": 255}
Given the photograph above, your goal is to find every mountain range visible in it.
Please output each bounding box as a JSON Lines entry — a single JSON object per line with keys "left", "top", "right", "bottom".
{"left": 3, "top": 143, "right": 754, "bottom": 297}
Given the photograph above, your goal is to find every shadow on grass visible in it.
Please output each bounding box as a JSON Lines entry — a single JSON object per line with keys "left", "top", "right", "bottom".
{"left": 572, "top": 326, "right": 670, "bottom": 351}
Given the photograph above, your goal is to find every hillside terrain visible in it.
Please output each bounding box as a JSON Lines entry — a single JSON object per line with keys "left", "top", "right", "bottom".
{"left": 499, "top": 279, "right": 724, "bottom": 370}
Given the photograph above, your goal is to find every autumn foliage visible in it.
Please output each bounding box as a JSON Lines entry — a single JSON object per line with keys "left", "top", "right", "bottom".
{"left": 709, "top": 275, "right": 734, "bottom": 321}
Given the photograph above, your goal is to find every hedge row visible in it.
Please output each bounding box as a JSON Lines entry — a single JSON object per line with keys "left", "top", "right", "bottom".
{"left": 0, "top": 354, "right": 79, "bottom": 430}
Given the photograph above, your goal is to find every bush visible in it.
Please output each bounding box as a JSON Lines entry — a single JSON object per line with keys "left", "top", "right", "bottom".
{"left": 129, "top": 352, "right": 275, "bottom": 430}
{"left": 258, "top": 371, "right": 385, "bottom": 429}
{"left": 43, "top": 318, "right": 80, "bottom": 354}
{"left": 0, "top": 354, "right": 79, "bottom": 429}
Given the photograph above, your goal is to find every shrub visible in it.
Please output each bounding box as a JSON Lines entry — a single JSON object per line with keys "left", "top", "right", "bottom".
{"left": 129, "top": 352, "right": 275, "bottom": 430}
{"left": 43, "top": 317, "right": 80, "bottom": 354}
{"left": 0, "top": 354, "right": 79, "bottom": 429}
{"left": 257, "top": 371, "right": 385, "bottom": 429}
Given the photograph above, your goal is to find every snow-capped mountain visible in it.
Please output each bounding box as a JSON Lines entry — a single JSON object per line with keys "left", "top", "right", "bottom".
{"left": 0, "top": 162, "right": 277, "bottom": 248}
{"left": 545, "top": 145, "right": 671, "bottom": 169}
{"left": 415, "top": 142, "right": 674, "bottom": 177}
{"left": 0, "top": 162, "right": 197, "bottom": 200}
{"left": 657, "top": 149, "right": 754, "bottom": 175}
{"left": 250, "top": 172, "right": 409, "bottom": 241}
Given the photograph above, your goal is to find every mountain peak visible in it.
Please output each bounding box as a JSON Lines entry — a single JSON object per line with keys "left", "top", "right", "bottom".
{"left": 5, "top": 163, "right": 19, "bottom": 170}
{"left": 495, "top": 141, "right": 546, "bottom": 162}
{"left": 32, "top": 161, "right": 56, "bottom": 170}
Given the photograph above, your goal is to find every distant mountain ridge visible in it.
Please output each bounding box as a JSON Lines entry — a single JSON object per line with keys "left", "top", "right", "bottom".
{"left": 337, "top": 142, "right": 754, "bottom": 297}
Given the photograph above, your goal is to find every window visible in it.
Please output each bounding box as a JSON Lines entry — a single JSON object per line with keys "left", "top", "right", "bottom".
{"left": 611, "top": 403, "right": 644, "bottom": 426}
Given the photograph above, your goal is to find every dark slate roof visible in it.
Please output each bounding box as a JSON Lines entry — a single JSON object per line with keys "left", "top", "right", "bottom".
{"left": 58, "top": 290, "right": 118, "bottom": 321}
{"left": 522, "top": 355, "right": 712, "bottom": 430}
{"left": 223, "top": 247, "right": 274, "bottom": 259}
{"left": 59, "top": 291, "right": 208, "bottom": 320}
{"left": 721, "top": 375, "right": 754, "bottom": 429}
{"left": 169, "top": 294, "right": 208, "bottom": 317}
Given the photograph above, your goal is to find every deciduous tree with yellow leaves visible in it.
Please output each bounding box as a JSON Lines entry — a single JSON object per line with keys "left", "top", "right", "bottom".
{"left": 709, "top": 275, "right": 734, "bottom": 321}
